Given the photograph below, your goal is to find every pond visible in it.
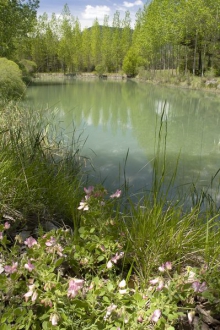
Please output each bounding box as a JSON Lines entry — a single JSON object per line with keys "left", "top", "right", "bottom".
{"left": 25, "top": 78, "right": 220, "bottom": 204}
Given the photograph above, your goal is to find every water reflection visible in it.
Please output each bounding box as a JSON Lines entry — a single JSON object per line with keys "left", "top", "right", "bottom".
{"left": 26, "top": 79, "right": 220, "bottom": 201}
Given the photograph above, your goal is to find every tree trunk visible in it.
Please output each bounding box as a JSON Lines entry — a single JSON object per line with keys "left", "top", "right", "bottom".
{"left": 193, "top": 31, "right": 198, "bottom": 76}
{"left": 198, "top": 49, "right": 202, "bottom": 76}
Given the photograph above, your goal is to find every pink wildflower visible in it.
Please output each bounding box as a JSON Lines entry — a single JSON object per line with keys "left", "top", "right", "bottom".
{"left": 119, "top": 289, "right": 127, "bottom": 294}
{"left": 165, "top": 261, "right": 172, "bottom": 270}
{"left": 84, "top": 186, "right": 94, "bottom": 196}
{"left": 149, "top": 278, "right": 159, "bottom": 285}
{"left": 151, "top": 309, "right": 161, "bottom": 323}
{"left": 4, "top": 262, "right": 18, "bottom": 274}
{"left": 78, "top": 195, "right": 89, "bottom": 211}
{"left": 118, "top": 279, "right": 126, "bottom": 288}
{"left": 111, "top": 252, "right": 124, "bottom": 264}
{"left": 110, "top": 189, "right": 122, "bottom": 198}
{"left": 50, "top": 313, "right": 59, "bottom": 326}
{"left": 45, "top": 236, "right": 56, "bottom": 247}
{"left": 0, "top": 232, "right": 3, "bottom": 240}
{"left": 107, "top": 260, "right": 113, "bottom": 269}
{"left": 32, "top": 291, "right": 38, "bottom": 302}
{"left": 192, "top": 281, "right": 207, "bottom": 293}
{"left": 24, "top": 261, "right": 35, "bottom": 272}
{"left": 56, "top": 244, "right": 64, "bottom": 256}
{"left": 156, "top": 280, "right": 165, "bottom": 291}
{"left": 24, "top": 284, "right": 38, "bottom": 302}
{"left": 158, "top": 264, "right": 165, "bottom": 272}
{"left": 4, "top": 222, "right": 10, "bottom": 229}
{"left": 67, "top": 278, "right": 84, "bottom": 298}
{"left": 104, "top": 304, "right": 117, "bottom": 320}
{"left": 137, "top": 316, "right": 144, "bottom": 323}
{"left": 24, "top": 236, "right": 37, "bottom": 248}
{"left": 158, "top": 261, "right": 172, "bottom": 272}
{"left": 40, "top": 298, "right": 53, "bottom": 308}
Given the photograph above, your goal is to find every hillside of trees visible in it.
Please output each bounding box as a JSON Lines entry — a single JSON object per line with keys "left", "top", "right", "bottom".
{"left": 1, "top": 0, "right": 220, "bottom": 77}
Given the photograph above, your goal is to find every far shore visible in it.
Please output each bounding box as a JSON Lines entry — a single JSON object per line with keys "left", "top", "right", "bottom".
{"left": 34, "top": 72, "right": 220, "bottom": 95}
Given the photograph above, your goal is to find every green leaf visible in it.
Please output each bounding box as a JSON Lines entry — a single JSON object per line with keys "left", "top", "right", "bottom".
{"left": 78, "top": 227, "right": 85, "bottom": 234}
{"left": 133, "top": 292, "right": 143, "bottom": 302}
{"left": 107, "top": 282, "right": 114, "bottom": 292}
{"left": 54, "top": 258, "right": 64, "bottom": 268}
{"left": 42, "top": 321, "right": 48, "bottom": 330}
{"left": 0, "top": 325, "right": 12, "bottom": 330}
{"left": 97, "top": 255, "right": 105, "bottom": 262}
{"left": 103, "top": 296, "right": 110, "bottom": 303}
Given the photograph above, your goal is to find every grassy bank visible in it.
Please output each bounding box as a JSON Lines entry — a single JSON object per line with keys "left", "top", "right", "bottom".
{"left": 34, "top": 70, "right": 220, "bottom": 96}
{"left": 136, "top": 69, "right": 220, "bottom": 94}
{"left": 1, "top": 102, "right": 220, "bottom": 329}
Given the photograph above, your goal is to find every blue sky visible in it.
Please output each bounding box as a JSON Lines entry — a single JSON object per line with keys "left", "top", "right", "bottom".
{"left": 37, "top": 0, "right": 144, "bottom": 29}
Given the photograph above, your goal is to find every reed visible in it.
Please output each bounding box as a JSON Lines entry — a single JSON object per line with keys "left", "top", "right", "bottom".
{"left": 0, "top": 101, "right": 83, "bottom": 231}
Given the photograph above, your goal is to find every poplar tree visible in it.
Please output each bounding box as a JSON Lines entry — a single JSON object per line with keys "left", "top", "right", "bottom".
{"left": 72, "top": 18, "right": 82, "bottom": 72}
{"left": 121, "top": 11, "right": 132, "bottom": 60}
{"left": 31, "top": 13, "right": 48, "bottom": 71}
{"left": 90, "top": 18, "right": 101, "bottom": 69}
{"left": 111, "top": 11, "right": 122, "bottom": 72}
{"left": 101, "top": 15, "right": 112, "bottom": 72}
{"left": 81, "top": 28, "right": 92, "bottom": 71}
{"left": 58, "top": 4, "right": 76, "bottom": 73}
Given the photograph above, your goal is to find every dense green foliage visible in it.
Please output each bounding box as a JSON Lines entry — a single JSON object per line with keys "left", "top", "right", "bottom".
{"left": 133, "top": 0, "right": 220, "bottom": 76}
{"left": 0, "top": 0, "right": 39, "bottom": 58}
{"left": 0, "top": 58, "right": 26, "bottom": 100}
{"left": 19, "top": 59, "right": 37, "bottom": 83}
{"left": 4, "top": 0, "right": 220, "bottom": 78}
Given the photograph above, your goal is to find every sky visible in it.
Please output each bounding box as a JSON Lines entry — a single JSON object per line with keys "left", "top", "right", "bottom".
{"left": 37, "top": 0, "right": 145, "bottom": 29}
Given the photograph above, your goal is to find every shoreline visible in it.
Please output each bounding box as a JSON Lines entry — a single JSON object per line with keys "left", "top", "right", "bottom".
{"left": 34, "top": 72, "right": 220, "bottom": 95}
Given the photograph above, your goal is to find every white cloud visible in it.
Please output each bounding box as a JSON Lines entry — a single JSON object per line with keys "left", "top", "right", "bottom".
{"left": 123, "top": 1, "right": 143, "bottom": 8}
{"left": 82, "top": 5, "right": 111, "bottom": 20}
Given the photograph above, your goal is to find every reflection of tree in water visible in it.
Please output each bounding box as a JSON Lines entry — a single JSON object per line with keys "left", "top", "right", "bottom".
{"left": 27, "top": 80, "right": 220, "bottom": 198}
{"left": 129, "top": 83, "right": 220, "bottom": 195}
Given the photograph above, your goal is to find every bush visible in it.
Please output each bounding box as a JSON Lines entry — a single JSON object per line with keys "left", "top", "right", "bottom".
{"left": 122, "top": 49, "right": 139, "bottom": 77}
{"left": 0, "top": 57, "right": 26, "bottom": 100}
{"left": 19, "top": 59, "right": 37, "bottom": 83}
{"left": 95, "top": 64, "right": 106, "bottom": 76}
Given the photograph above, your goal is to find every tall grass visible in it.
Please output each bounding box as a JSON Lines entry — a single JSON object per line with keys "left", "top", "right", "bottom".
{"left": 0, "top": 101, "right": 84, "bottom": 232}
{"left": 111, "top": 105, "right": 220, "bottom": 283}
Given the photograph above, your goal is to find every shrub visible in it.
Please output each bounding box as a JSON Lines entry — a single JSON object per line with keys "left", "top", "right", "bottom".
{"left": 0, "top": 57, "right": 26, "bottom": 100}
{"left": 122, "top": 49, "right": 139, "bottom": 77}
{"left": 95, "top": 64, "right": 106, "bottom": 76}
{"left": 19, "top": 59, "right": 37, "bottom": 83}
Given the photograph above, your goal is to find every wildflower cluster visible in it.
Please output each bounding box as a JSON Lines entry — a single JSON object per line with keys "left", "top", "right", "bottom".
{"left": 0, "top": 184, "right": 219, "bottom": 329}
{"left": 77, "top": 186, "right": 121, "bottom": 211}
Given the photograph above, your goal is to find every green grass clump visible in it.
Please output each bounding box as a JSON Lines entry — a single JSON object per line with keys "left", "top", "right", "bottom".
{"left": 0, "top": 102, "right": 83, "bottom": 231}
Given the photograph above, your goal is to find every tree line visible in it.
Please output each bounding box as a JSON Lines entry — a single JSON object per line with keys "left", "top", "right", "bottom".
{"left": 1, "top": 0, "right": 220, "bottom": 77}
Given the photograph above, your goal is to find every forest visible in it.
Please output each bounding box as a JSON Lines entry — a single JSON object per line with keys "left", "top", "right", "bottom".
{"left": 1, "top": 0, "right": 220, "bottom": 77}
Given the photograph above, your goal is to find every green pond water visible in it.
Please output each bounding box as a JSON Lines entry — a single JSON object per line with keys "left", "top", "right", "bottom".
{"left": 26, "top": 78, "right": 220, "bottom": 203}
